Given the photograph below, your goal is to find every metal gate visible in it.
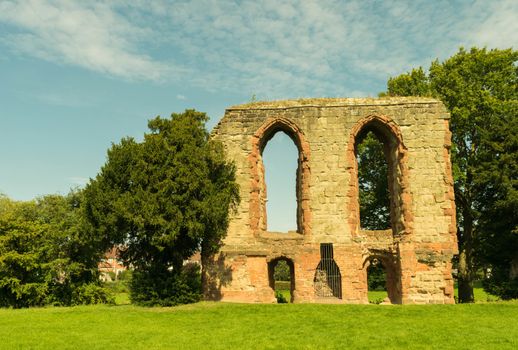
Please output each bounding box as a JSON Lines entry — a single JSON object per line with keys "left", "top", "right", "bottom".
{"left": 314, "top": 243, "right": 342, "bottom": 299}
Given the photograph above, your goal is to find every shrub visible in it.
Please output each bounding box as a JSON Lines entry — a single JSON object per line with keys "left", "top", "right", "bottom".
{"left": 71, "top": 283, "right": 114, "bottom": 305}
{"left": 104, "top": 270, "right": 132, "bottom": 294}
{"left": 0, "top": 193, "right": 111, "bottom": 308}
{"left": 369, "top": 298, "right": 384, "bottom": 305}
{"left": 483, "top": 273, "right": 518, "bottom": 300}
{"left": 118, "top": 269, "right": 132, "bottom": 282}
{"left": 367, "top": 260, "right": 386, "bottom": 291}
{"left": 130, "top": 264, "right": 202, "bottom": 307}
{"left": 275, "top": 291, "right": 288, "bottom": 304}
{"left": 107, "top": 271, "right": 117, "bottom": 282}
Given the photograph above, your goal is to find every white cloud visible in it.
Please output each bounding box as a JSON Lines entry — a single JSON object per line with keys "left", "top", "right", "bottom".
{"left": 176, "top": 94, "right": 186, "bottom": 100}
{"left": 0, "top": 0, "right": 172, "bottom": 81}
{"left": 0, "top": 0, "right": 516, "bottom": 97}
{"left": 465, "top": 0, "right": 518, "bottom": 49}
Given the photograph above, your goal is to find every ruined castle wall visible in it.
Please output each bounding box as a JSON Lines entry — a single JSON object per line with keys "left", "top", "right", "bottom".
{"left": 207, "top": 97, "right": 457, "bottom": 304}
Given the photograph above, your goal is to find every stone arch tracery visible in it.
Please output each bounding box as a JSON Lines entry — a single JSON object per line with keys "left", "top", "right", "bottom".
{"left": 346, "top": 115, "right": 413, "bottom": 239}
{"left": 249, "top": 117, "right": 311, "bottom": 235}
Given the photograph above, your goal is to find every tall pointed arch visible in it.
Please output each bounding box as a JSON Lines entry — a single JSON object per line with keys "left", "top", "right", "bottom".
{"left": 249, "top": 117, "right": 311, "bottom": 235}
{"left": 346, "top": 115, "right": 413, "bottom": 239}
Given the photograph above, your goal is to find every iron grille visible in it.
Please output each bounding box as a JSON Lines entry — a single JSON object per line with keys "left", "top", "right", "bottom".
{"left": 314, "top": 243, "right": 342, "bottom": 299}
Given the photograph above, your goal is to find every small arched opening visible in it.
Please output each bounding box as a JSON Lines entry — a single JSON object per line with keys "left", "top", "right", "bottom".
{"left": 364, "top": 255, "right": 401, "bottom": 304}
{"left": 268, "top": 257, "right": 295, "bottom": 303}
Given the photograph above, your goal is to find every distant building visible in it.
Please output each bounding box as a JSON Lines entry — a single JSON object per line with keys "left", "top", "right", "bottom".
{"left": 98, "top": 247, "right": 126, "bottom": 281}
{"left": 184, "top": 252, "right": 201, "bottom": 266}
{"left": 98, "top": 248, "right": 201, "bottom": 280}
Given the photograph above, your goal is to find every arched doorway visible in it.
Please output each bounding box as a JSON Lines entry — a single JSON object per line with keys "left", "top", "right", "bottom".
{"left": 268, "top": 257, "right": 295, "bottom": 303}
{"left": 364, "top": 254, "right": 402, "bottom": 304}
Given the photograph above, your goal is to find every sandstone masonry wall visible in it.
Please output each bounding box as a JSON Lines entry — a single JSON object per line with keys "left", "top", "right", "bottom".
{"left": 206, "top": 97, "right": 458, "bottom": 304}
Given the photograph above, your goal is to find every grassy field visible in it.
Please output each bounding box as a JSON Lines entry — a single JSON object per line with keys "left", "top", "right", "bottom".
{"left": 275, "top": 280, "right": 499, "bottom": 304}
{"left": 454, "top": 281, "right": 499, "bottom": 302}
{"left": 1, "top": 300, "right": 517, "bottom": 349}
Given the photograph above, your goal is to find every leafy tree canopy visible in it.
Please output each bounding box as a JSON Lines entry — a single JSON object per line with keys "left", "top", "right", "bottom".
{"left": 384, "top": 67, "right": 432, "bottom": 97}
{"left": 83, "top": 110, "right": 239, "bottom": 306}
{"left": 0, "top": 191, "right": 111, "bottom": 308}
{"left": 356, "top": 132, "right": 391, "bottom": 230}
{"left": 384, "top": 47, "right": 518, "bottom": 301}
{"left": 273, "top": 260, "right": 291, "bottom": 281}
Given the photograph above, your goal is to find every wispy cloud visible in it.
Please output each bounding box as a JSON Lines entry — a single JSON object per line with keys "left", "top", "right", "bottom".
{"left": 176, "top": 94, "right": 186, "bottom": 100}
{"left": 0, "top": 0, "right": 516, "bottom": 97}
{"left": 136, "top": 0, "right": 517, "bottom": 96}
{"left": 0, "top": 0, "right": 172, "bottom": 81}
{"left": 465, "top": 0, "right": 518, "bottom": 49}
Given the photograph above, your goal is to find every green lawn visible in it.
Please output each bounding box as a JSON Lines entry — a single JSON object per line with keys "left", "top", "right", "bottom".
{"left": 0, "top": 301, "right": 517, "bottom": 349}
{"left": 114, "top": 292, "right": 130, "bottom": 305}
{"left": 368, "top": 290, "right": 389, "bottom": 303}
{"left": 454, "top": 281, "right": 499, "bottom": 302}
{"left": 278, "top": 282, "right": 498, "bottom": 304}
{"left": 366, "top": 280, "right": 500, "bottom": 304}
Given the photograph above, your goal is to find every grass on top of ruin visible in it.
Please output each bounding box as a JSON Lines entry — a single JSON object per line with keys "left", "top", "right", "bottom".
{"left": 1, "top": 301, "right": 517, "bottom": 349}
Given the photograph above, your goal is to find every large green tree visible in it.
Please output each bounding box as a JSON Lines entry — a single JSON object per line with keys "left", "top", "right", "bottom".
{"left": 0, "top": 195, "right": 49, "bottom": 307}
{"left": 0, "top": 192, "right": 110, "bottom": 308}
{"left": 474, "top": 89, "right": 518, "bottom": 299}
{"left": 384, "top": 47, "right": 518, "bottom": 302}
{"left": 83, "top": 110, "right": 239, "bottom": 306}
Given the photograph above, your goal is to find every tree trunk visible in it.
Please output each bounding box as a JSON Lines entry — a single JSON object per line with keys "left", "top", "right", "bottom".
{"left": 510, "top": 255, "right": 518, "bottom": 280}
{"left": 458, "top": 250, "right": 474, "bottom": 303}
{"left": 201, "top": 250, "right": 209, "bottom": 299}
{"left": 458, "top": 205, "right": 475, "bottom": 303}
{"left": 200, "top": 241, "right": 214, "bottom": 300}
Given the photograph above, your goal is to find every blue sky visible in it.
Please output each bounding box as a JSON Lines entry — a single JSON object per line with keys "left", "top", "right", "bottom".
{"left": 0, "top": 0, "right": 516, "bottom": 231}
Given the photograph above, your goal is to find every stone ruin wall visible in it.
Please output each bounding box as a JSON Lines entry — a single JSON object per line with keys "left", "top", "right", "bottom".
{"left": 205, "top": 97, "right": 458, "bottom": 304}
